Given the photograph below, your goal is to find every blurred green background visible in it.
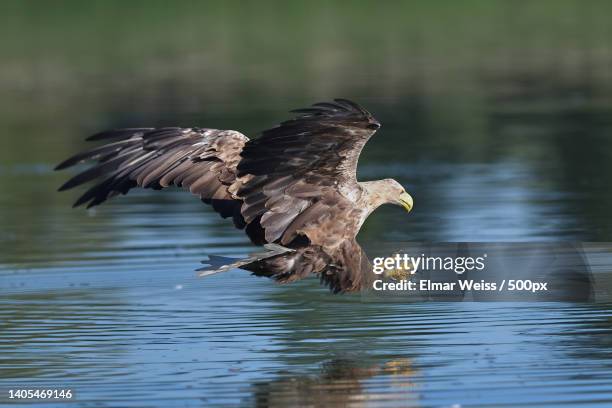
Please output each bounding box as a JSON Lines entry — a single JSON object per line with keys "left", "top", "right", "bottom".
{"left": 3, "top": 0, "right": 612, "bottom": 159}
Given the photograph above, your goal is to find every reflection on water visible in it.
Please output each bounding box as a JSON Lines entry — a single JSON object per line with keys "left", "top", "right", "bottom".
{"left": 248, "top": 358, "right": 418, "bottom": 408}
{"left": 2, "top": 2, "right": 612, "bottom": 406}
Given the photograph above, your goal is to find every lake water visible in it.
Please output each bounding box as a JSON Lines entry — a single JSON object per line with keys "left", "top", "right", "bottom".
{"left": 2, "top": 158, "right": 612, "bottom": 407}
{"left": 2, "top": 2, "right": 612, "bottom": 407}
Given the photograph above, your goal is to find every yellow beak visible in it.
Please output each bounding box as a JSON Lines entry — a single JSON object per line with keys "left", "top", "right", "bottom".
{"left": 399, "top": 191, "right": 413, "bottom": 212}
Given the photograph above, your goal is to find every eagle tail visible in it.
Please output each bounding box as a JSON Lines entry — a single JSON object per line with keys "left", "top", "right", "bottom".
{"left": 197, "top": 244, "right": 293, "bottom": 277}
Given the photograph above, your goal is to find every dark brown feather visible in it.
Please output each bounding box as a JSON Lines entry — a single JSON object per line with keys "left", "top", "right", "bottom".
{"left": 244, "top": 239, "right": 372, "bottom": 293}
{"left": 232, "top": 98, "right": 379, "bottom": 246}
{"left": 57, "top": 127, "right": 249, "bottom": 218}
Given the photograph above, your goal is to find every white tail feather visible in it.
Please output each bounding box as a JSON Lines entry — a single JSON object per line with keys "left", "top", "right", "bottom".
{"left": 197, "top": 244, "right": 294, "bottom": 277}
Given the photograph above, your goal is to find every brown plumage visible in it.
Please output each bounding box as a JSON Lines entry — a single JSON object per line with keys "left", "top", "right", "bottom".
{"left": 56, "top": 99, "right": 413, "bottom": 293}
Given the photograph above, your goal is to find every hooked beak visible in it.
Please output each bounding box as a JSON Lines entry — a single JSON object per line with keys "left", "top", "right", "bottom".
{"left": 399, "top": 191, "right": 413, "bottom": 212}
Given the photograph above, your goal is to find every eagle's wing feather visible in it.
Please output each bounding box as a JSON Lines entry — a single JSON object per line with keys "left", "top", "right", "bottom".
{"left": 57, "top": 127, "right": 249, "bottom": 223}
{"left": 232, "top": 99, "right": 380, "bottom": 245}
{"left": 57, "top": 99, "right": 380, "bottom": 249}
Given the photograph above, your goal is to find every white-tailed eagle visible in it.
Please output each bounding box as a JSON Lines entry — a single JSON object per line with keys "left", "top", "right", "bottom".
{"left": 56, "top": 99, "right": 413, "bottom": 292}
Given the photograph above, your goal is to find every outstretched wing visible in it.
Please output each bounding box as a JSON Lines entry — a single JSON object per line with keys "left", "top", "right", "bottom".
{"left": 57, "top": 99, "right": 380, "bottom": 249}
{"left": 56, "top": 127, "right": 248, "bottom": 225}
{"left": 231, "top": 98, "right": 380, "bottom": 245}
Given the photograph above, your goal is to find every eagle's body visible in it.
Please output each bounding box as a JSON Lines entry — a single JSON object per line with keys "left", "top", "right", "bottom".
{"left": 57, "top": 99, "right": 413, "bottom": 292}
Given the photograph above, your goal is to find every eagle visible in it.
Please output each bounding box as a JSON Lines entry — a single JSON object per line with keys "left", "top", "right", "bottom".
{"left": 56, "top": 99, "right": 413, "bottom": 293}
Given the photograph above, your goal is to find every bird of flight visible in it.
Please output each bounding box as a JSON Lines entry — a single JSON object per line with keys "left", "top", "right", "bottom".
{"left": 56, "top": 99, "right": 413, "bottom": 292}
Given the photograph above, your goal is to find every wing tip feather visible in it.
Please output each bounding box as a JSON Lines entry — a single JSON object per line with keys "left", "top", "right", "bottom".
{"left": 85, "top": 127, "right": 152, "bottom": 141}
{"left": 288, "top": 98, "right": 379, "bottom": 129}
